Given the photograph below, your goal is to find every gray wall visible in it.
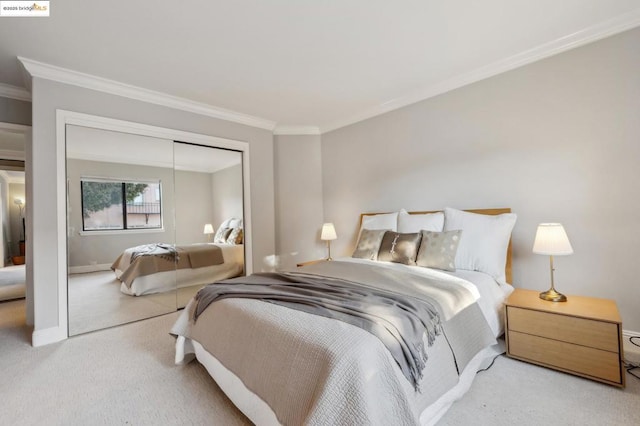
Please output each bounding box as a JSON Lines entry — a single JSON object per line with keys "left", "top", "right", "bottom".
{"left": 67, "top": 162, "right": 227, "bottom": 263}
{"left": 66, "top": 159, "right": 176, "bottom": 266}
{"left": 30, "top": 78, "right": 275, "bottom": 334}
{"left": 0, "top": 97, "right": 31, "bottom": 126}
{"left": 321, "top": 28, "right": 640, "bottom": 332}
{"left": 274, "top": 135, "right": 325, "bottom": 269}
{"left": 175, "top": 169, "right": 215, "bottom": 245}
{"left": 210, "top": 163, "right": 243, "bottom": 231}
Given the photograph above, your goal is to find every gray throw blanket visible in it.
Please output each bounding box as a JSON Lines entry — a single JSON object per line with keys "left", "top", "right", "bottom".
{"left": 194, "top": 272, "right": 443, "bottom": 390}
{"left": 131, "top": 243, "right": 178, "bottom": 262}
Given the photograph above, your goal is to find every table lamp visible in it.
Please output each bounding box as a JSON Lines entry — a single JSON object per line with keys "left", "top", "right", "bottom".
{"left": 321, "top": 223, "right": 337, "bottom": 260}
{"left": 533, "top": 223, "right": 573, "bottom": 302}
{"left": 203, "top": 223, "right": 214, "bottom": 242}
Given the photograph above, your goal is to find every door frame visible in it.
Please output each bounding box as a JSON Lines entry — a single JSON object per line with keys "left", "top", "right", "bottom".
{"left": 54, "top": 110, "right": 252, "bottom": 342}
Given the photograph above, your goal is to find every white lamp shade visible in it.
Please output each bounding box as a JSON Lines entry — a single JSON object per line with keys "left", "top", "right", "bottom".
{"left": 533, "top": 223, "right": 573, "bottom": 255}
{"left": 321, "top": 223, "right": 337, "bottom": 241}
{"left": 203, "top": 224, "right": 214, "bottom": 235}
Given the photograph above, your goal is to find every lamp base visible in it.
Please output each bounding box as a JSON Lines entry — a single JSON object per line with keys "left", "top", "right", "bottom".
{"left": 539, "top": 288, "right": 567, "bottom": 302}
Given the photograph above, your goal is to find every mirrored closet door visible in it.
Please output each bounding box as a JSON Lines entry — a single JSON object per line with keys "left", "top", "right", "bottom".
{"left": 66, "top": 126, "right": 246, "bottom": 335}
{"left": 174, "top": 141, "right": 244, "bottom": 308}
{"left": 66, "top": 125, "right": 177, "bottom": 335}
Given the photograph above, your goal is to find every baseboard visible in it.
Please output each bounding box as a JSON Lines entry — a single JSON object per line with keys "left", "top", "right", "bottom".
{"left": 622, "top": 330, "right": 640, "bottom": 366}
{"left": 68, "top": 263, "right": 112, "bottom": 274}
{"left": 32, "top": 325, "right": 67, "bottom": 347}
{"left": 623, "top": 329, "right": 640, "bottom": 337}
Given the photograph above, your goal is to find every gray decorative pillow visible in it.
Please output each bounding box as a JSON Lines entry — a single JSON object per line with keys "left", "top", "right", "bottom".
{"left": 352, "top": 229, "right": 388, "bottom": 260}
{"left": 213, "top": 227, "right": 232, "bottom": 244}
{"left": 377, "top": 231, "right": 422, "bottom": 265}
{"left": 416, "top": 230, "right": 462, "bottom": 271}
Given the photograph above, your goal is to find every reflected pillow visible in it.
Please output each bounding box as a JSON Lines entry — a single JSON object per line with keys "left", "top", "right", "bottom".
{"left": 352, "top": 229, "right": 388, "bottom": 261}
{"left": 227, "top": 228, "right": 243, "bottom": 245}
{"left": 213, "top": 227, "right": 232, "bottom": 244}
{"left": 416, "top": 230, "right": 462, "bottom": 271}
{"left": 228, "top": 218, "right": 243, "bottom": 229}
{"left": 377, "top": 231, "right": 422, "bottom": 265}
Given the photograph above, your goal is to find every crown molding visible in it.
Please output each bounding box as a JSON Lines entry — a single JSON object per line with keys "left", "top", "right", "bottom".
{"left": 18, "top": 57, "right": 277, "bottom": 131}
{"left": 273, "top": 125, "right": 321, "bottom": 136}
{"left": 0, "top": 82, "right": 31, "bottom": 102}
{"left": 320, "top": 8, "right": 640, "bottom": 133}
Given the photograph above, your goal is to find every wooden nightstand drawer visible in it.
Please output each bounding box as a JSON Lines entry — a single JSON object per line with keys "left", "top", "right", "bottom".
{"left": 507, "top": 306, "right": 619, "bottom": 352}
{"left": 508, "top": 331, "right": 622, "bottom": 384}
{"left": 505, "top": 289, "right": 624, "bottom": 387}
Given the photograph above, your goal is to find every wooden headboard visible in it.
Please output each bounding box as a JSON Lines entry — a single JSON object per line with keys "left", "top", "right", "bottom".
{"left": 359, "top": 208, "right": 513, "bottom": 284}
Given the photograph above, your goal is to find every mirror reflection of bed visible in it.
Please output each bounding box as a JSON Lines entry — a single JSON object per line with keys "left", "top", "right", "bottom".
{"left": 66, "top": 126, "right": 245, "bottom": 336}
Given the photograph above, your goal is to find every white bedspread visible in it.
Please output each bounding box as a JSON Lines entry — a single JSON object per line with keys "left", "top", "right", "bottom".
{"left": 173, "top": 259, "right": 504, "bottom": 425}
{"left": 115, "top": 244, "right": 244, "bottom": 296}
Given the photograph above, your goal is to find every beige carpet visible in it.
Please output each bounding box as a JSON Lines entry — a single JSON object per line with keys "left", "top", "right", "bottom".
{"left": 0, "top": 264, "right": 26, "bottom": 302}
{"left": 1, "top": 299, "right": 638, "bottom": 425}
{"left": 0, "top": 299, "right": 250, "bottom": 426}
{"left": 68, "top": 271, "right": 202, "bottom": 335}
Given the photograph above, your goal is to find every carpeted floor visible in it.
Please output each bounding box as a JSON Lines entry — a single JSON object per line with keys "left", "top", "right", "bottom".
{"left": 1, "top": 299, "right": 639, "bottom": 425}
{"left": 0, "top": 264, "right": 26, "bottom": 302}
{"left": 0, "top": 299, "right": 250, "bottom": 426}
{"left": 68, "top": 271, "right": 203, "bottom": 336}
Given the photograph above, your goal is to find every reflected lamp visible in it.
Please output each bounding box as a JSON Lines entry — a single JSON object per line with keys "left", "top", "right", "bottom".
{"left": 203, "top": 223, "right": 214, "bottom": 242}
{"left": 321, "top": 223, "right": 337, "bottom": 261}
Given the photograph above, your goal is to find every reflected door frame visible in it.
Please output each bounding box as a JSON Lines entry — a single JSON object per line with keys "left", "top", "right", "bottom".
{"left": 56, "top": 110, "right": 252, "bottom": 341}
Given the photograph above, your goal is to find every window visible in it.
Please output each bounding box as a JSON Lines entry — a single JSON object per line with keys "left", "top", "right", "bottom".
{"left": 81, "top": 178, "right": 162, "bottom": 231}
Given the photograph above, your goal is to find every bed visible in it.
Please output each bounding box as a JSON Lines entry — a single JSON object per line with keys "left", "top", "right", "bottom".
{"left": 112, "top": 243, "right": 244, "bottom": 296}
{"left": 171, "top": 207, "right": 516, "bottom": 425}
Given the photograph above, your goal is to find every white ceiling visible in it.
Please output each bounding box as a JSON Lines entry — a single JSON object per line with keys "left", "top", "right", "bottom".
{"left": 1, "top": 1, "right": 639, "bottom": 133}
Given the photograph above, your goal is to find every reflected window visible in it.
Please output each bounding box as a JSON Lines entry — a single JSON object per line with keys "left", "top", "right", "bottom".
{"left": 81, "top": 178, "right": 162, "bottom": 231}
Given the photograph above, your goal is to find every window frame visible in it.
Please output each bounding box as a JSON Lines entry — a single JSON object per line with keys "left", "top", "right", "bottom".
{"left": 80, "top": 177, "right": 164, "bottom": 233}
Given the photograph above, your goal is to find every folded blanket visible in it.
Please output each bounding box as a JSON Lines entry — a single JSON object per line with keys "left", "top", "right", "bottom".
{"left": 112, "top": 243, "right": 225, "bottom": 288}
{"left": 131, "top": 243, "right": 177, "bottom": 262}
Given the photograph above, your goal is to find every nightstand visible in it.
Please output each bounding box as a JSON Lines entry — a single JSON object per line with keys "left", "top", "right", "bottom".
{"left": 296, "top": 259, "right": 327, "bottom": 267}
{"left": 505, "top": 288, "right": 624, "bottom": 387}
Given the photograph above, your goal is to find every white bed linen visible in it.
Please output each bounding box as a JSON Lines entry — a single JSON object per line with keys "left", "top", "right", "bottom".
{"left": 180, "top": 335, "right": 503, "bottom": 426}
{"left": 337, "top": 257, "right": 511, "bottom": 337}
{"left": 173, "top": 258, "right": 511, "bottom": 424}
{"left": 116, "top": 244, "right": 244, "bottom": 296}
{"left": 446, "top": 269, "right": 514, "bottom": 337}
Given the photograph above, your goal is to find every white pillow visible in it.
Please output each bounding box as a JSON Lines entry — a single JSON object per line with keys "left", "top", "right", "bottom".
{"left": 398, "top": 209, "right": 444, "bottom": 233}
{"left": 221, "top": 218, "right": 243, "bottom": 229}
{"left": 360, "top": 212, "right": 398, "bottom": 232}
{"left": 228, "top": 218, "right": 243, "bottom": 228}
{"left": 443, "top": 207, "right": 516, "bottom": 283}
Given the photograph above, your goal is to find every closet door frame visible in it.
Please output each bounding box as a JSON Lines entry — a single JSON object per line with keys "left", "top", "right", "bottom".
{"left": 56, "top": 109, "right": 252, "bottom": 340}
